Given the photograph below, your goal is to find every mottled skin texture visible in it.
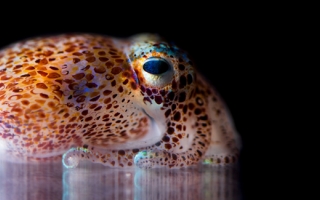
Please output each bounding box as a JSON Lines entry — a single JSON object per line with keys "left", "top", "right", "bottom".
{"left": 0, "top": 33, "right": 241, "bottom": 169}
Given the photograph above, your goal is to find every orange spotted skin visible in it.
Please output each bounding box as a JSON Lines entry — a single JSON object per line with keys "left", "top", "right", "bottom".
{"left": 0, "top": 33, "right": 241, "bottom": 168}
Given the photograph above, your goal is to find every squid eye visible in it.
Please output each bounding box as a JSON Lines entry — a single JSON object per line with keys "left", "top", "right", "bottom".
{"left": 143, "top": 58, "right": 170, "bottom": 75}
{"left": 141, "top": 57, "right": 174, "bottom": 87}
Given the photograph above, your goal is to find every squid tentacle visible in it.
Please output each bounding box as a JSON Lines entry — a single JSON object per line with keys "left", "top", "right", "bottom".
{"left": 62, "top": 146, "right": 142, "bottom": 168}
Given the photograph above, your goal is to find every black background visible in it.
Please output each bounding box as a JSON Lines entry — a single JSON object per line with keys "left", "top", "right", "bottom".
{"left": 1, "top": 5, "right": 287, "bottom": 199}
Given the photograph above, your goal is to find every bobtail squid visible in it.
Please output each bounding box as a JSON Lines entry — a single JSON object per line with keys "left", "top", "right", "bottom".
{"left": 0, "top": 33, "right": 241, "bottom": 169}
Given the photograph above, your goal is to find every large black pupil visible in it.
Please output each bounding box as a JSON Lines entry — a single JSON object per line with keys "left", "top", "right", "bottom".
{"left": 143, "top": 59, "right": 169, "bottom": 75}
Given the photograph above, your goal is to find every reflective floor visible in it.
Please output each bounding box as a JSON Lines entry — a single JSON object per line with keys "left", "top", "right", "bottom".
{"left": 0, "top": 160, "right": 241, "bottom": 200}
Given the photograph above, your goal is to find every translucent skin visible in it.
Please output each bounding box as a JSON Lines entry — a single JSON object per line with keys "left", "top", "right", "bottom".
{"left": 0, "top": 33, "right": 241, "bottom": 169}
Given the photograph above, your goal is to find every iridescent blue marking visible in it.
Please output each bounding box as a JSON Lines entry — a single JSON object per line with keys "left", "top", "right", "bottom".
{"left": 134, "top": 150, "right": 148, "bottom": 165}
